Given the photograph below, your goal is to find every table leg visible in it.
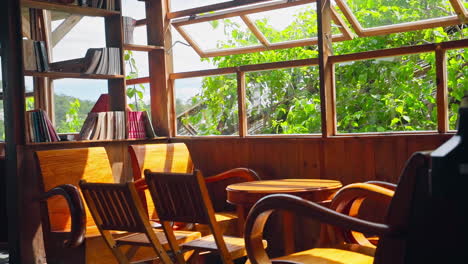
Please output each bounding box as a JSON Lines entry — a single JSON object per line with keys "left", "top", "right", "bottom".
{"left": 236, "top": 205, "right": 248, "bottom": 236}
{"left": 282, "top": 210, "right": 295, "bottom": 255}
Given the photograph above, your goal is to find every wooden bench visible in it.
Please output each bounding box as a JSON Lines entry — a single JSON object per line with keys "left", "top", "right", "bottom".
{"left": 128, "top": 143, "right": 260, "bottom": 235}
{"left": 35, "top": 147, "right": 162, "bottom": 264}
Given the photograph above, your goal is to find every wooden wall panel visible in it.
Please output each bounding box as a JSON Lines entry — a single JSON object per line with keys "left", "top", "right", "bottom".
{"left": 176, "top": 134, "right": 452, "bottom": 185}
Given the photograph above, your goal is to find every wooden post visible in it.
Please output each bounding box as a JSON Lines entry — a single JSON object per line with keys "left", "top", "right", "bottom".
{"left": 237, "top": 71, "right": 247, "bottom": 137}
{"left": 317, "top": 0, "right": 335, "bottom": 137}
{"left": 146, "top": 0, "right": 173, "bottom": 136}
{"left": 1, "top": 0, "right": 31, "bottom": 262}
{"left": 105, "top": 9, "right": 127, "bottom": 111}
{"left": 435, "top": 45, "right": 448, "bottom": 133}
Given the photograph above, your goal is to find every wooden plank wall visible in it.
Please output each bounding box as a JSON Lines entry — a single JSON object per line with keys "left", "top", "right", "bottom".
{"left": 175, "top": 134, "right": 451, "bottom": 184}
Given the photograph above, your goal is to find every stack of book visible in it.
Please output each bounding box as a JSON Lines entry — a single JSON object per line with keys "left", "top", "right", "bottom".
{"left": 49, "top": 47, "right": 121, "bottom": 75}
{"left": 127, "top": 111, "right": 156, "bottom": 139}
{"left": 79, "top": 111, "right": 126, "bottom": 140}
{"left": 123, "top": 16, "right": 136, "bottom": 44}
{"left": 22, "top": 39, "right": 49, "bottom": 72}
{"left": 26, "top": 109, "right": 60, "bottom": 143}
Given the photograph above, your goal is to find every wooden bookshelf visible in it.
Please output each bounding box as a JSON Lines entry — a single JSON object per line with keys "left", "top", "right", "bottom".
{"left": 24, "top": 70, "right": 125, "bottom": 79}
{"left": 22, "top": 0, "right": 120, "bottom": 17}
{"left": 123, "top": 44, "right": 164, "bottom": 52}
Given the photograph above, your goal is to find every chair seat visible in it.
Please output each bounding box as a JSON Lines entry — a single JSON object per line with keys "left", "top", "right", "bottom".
{"left": 116, "top": 230, "right": 201, "bottom": 250}
{"left": 181, "top": 235, "right": 267, "bottom": 260}
{"left": 273, "top": 248, "right": 374, "bottom": 264}
{"left": 195, "top": 211, "right": 238, "bottom": 236}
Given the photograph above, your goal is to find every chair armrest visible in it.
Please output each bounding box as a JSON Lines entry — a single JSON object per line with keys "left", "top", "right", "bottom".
{"left": 330, "top": 183, "right": 394, "bottom": 210}
{"left": 205, "top": 168, "right": 260, "bottom": 212}
{"left": 322, "top": 183, "right": 394, "bottom": 247}
{"left": 41, "top": 184, "right": 86, "bottom": 248}
{"left": 204, "top": 168, "right": 260, "bottom": 183}
{"left": 364, "top": 181, "right": 397, "bottom": 191}
{"left": 245, "top": 194, "right": 397, "bottom": 264}
{"left": 134, "top": 178, "right": 148, "bottom": 192}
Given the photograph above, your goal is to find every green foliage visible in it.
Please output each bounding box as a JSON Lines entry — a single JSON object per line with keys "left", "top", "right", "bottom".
{"left": 125, "top": 50, "right": 148, "bottom": 111}
{"left": 57, "top": 99, "right": 85, "bottom": 133}
{"left": 181, "top": 0, "right": 467, "bottom": 135}
{"left": 54, "top": 94, "right": 94, "bottom": 133}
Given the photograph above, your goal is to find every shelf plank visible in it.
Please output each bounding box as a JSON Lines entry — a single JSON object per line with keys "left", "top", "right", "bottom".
{"left": 22, "top": 0, "right": 120, "bottom": 17}
{"left": 123, "top": 44, "right": 164, "bottom": 52}
{"left": 24, "top": 70, "right": 125, "bottom": 80}
{"left": 25, "top": 137, "right": 169, "bottom": 146}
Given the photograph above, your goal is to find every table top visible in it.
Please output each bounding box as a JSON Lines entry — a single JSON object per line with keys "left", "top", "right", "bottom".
{"left": 226, "top": 179, "right": 342, "bottom": 206}
{"left": 226, "top": 179, "right": 342, "bottom": 193}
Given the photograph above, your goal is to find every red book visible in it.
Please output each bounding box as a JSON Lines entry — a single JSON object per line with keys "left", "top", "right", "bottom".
{"left": 90, "top": 93, "right": 133, "bottom": 112}
{"left": 90, "top": 94, "right": 109, "bottom": 113}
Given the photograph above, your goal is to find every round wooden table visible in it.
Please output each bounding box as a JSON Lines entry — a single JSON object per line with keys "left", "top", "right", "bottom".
{"left": 226, "top": 179, "right": 342, "bottom": 254}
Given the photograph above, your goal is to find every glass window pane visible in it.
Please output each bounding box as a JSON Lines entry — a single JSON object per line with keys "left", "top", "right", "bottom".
{"left": 170, "top": 0, "right": 229, "bottom": 12}
{"left": 53, "top": 79, "right": 107, "bottom": 133}
{"left": 246, "top": 66, "right": 321, "bottom": 135}
{"left": 343, "top": 0, "right": 456, "bottom": 28}
{"left": 174, "top": 75, "right": 239, "bottom": 136}
{"left": 126, "top": 83, "right": 150, "bottom": 112}
{"left": 448, "top": 48, "right": 468, "bottom": 130}
{"left": 180, "top": 17, "right": 261, "bottom": 51}
{"left": 246, "top": 3, "right": 327, "bottom": 43}
{"left": 124, "top": 50, "right": 149, "bottom": 79}
{"left": 172, "top": 29, "right": 215, "bottom": 72}
{"left": 51, "top": 14, "right": 106, "bottom": 62}
{"left": 336, "top": 53, "right": 437, "bottom": 133}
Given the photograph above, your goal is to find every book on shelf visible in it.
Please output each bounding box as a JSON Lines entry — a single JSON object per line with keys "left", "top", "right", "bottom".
{"left": 79, "top": 111, "right": 126, "bottom": 140}
{"left": 123, "top": 17, "right": 136, "bottom": 44}
{"left": 49, "top": 47, "right": 121, "bottom": 75}
{"left": 22, "top": 39, "right": 49, "bottom": 72}
{"left": 127, "top": 111, "right": 157, "bottom": 139}
{"left": 26, "top": 109, "right": 60, "bottom": 143}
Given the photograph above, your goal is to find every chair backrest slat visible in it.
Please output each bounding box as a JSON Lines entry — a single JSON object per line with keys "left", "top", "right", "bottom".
{"left": 80, "top": 182, "right": 145, "bottom": 232}
{"left": 146, "top": 171, "right": 210, "bottom": 224}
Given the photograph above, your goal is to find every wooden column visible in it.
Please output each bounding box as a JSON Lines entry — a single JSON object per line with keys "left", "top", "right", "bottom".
{"left": 435, "top": 45, "right": 448, "bottom": 133}
{"left": 1, "top": 0, "right": 39, "bottom": 263}
{"left": 146, "top": 0, "right": 173, "bottom": 136}
{"left": 317, "top": 0, "right": 335, "bottom": 137}
{"left": 237, "top": 71, "right": 247, "bottom": 137}
{"left": 105, "top": 2, "right": 127, "bottom": 111}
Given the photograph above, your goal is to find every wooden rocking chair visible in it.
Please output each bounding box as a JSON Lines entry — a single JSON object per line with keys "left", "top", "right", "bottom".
{"left": 245, "top": 151, "right": 431, "bottom": 264}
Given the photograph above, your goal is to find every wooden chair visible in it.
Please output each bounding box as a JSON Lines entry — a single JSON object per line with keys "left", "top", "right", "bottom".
{"left": 318, "top": 180, "right": 396, "bottom": 248}
{"left": 144, "top": 169, "right": 265, "bottom": 264}
{"left": 79, "top": 180, "right": 201, "bottom": 264}
{"left": 128, "top": 143, "right": 260, "bottom": 235}
{"left": 35, "top": 147, "right": 170, "bottom": 264}
{"left": 245, "top": 151, "right": 431, "bottom": 264}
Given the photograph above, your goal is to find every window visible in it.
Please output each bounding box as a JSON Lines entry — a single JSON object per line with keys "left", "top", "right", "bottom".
{"left": 53, "top": 79, "right": 107, "bottom": 133}
{"left": 335, "top": 53, "right": 437, "bottom": 133}
{"left": 246, "top": 66, "right": 321, "bottom": 134}
{"left": 171, "top": 0, "right": 352, "bottom": 57}
{"left": 175, "top": 74, "right": 239, "bottom": 136}
{"left": 447, "top": 48, "right": 468, "bottom": 130}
